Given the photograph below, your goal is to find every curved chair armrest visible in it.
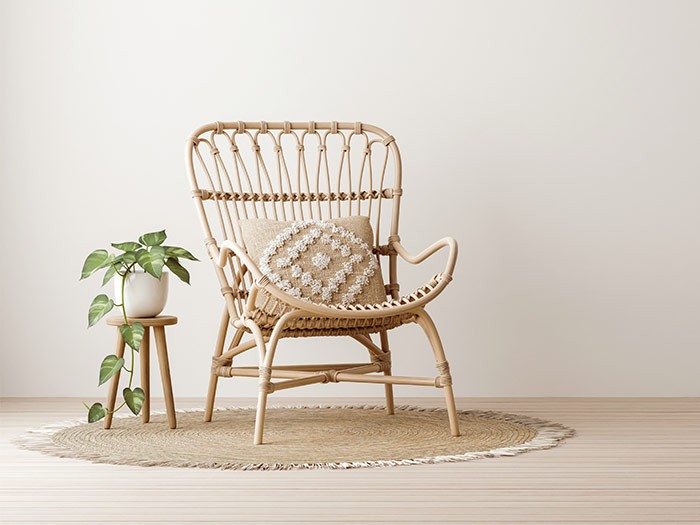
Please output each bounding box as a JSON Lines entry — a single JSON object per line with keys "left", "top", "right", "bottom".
{"left": 214, "top": 241, "right": 377, "bottom": 319}
{"left": 232, "top": 236, "right": 458, "bottom": 321}
{"left": 251, "top": 272, "right": 451, "bottom": 321}
{"left": 216, "top": 240, "right": 264, "bottom": 281}
{"left": 391, "top": 236, "right": 458, "bottom": 279}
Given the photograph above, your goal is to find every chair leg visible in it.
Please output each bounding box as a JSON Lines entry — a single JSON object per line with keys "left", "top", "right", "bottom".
{"left": 415, "top": 309, "right": 461, "bottom": 437}
{"left": 204, "top": 308, "right": 230, "bottom": 423}
{"left": 250, "top": 311, "right": 304, "bottom": 445}
{"left": 379, "top": 331, "right": 395, "bottom": 415}
{"left": 251, "top": 324, "right": 273, "bottom": 446}
{"left": 253, "top": 379, "right": 270, "bottom": 446}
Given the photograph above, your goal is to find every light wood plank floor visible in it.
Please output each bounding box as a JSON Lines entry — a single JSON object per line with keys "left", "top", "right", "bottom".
{"left": 1, "top": 397, "right": 698, "bottom": 524}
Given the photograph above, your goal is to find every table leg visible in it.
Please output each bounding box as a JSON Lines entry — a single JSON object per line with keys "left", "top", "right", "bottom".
{"left": 140, "top": 326, "right": 150, "bottom": 423}
{"left": 154, "top": 326, "right": 176, "bottom": 429}
{"left": 104, "top": 331, "right": 126, "bottom": 430}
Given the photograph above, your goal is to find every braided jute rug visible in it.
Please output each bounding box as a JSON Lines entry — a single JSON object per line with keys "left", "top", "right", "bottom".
{"left": 16, "top": 405, "right": 574, "bottom": 470}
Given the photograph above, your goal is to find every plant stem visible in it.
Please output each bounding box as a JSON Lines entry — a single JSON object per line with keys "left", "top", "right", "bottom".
{"left": 105, "top": 262, "right": 139, "bottom": 418}
{"left": 120, "top": 269, "right": 129, "bottom": 325}
{"left": 127, "top": 346, "right": 135, "bottom": 389}
{"left": 119, "top": 264, "right": 137, "bottom": 390}
{"left": 109, "top": 401, "right": 126, "bottom": 414}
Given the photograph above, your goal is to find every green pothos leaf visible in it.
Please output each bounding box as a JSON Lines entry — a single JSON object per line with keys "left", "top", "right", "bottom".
{"left": 138, "top": 230, "right": 167, "bottom": 247}
{"left": 163, "top": 246, "right": 199, "bottom": 261}
{"left": 119, "top": 322, "right": 145, "bottom": 352}
{"left": 136, "top": 246, "right": 165, "bottom": 278}
{"left": 111, "top": 241, "right": 142, "bottom": 252}
{"left": 165, "top": 257, "right": 190, "bottom": 284}
{"left": 80, "top": 250, "right": 111, "bottom": 280}
{"left": 102, "top": 264, "right": 117, "bottom": 287}
{"left": 98, "top": 354, "right": 124, "bottom": 386}
{"left": 88, "top": 294, "right": 114, "bottom": 327}
{"left": 114, "top": 251, "right": 137, "bottom": 267}
{"left": 87, "top": 402, "right": 107, "bottom": 423}
{"left": 123, "top": 387, "right": 145, "bottom": 415}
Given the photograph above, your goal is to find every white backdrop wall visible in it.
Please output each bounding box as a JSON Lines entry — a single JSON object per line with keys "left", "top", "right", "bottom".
{"left": 1, "top": 0, "right": 699, "bottom": 398}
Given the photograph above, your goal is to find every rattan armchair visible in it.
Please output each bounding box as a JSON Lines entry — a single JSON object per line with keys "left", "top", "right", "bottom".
{"left": 186, "top": 121, "right": 460, "bottom": 445}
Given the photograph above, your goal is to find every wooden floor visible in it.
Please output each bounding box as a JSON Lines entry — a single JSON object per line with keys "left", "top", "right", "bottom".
{"left": 1, "top": 397, "right": 698, "bottom": 524}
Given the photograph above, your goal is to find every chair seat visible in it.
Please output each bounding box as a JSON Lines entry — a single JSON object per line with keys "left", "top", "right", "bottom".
{"left": 248, "top": 274, "right": 446, "bottom": 337}
{"left": 249, "top": 309, "right": 417, "bottom": 337}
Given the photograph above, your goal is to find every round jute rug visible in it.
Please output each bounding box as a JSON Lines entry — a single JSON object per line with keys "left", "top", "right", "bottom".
{"left": 16, "top": 405, "right": 574, "bottom": 470}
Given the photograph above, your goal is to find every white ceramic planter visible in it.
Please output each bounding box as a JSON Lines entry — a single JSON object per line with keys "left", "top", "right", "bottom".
{"left": 114, "top": 271, "right": 169, "bottom": 318}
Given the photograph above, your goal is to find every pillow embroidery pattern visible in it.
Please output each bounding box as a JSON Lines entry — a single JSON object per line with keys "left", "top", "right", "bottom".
{"left": 258, "top": 219, "right": 380, "bottom": 307}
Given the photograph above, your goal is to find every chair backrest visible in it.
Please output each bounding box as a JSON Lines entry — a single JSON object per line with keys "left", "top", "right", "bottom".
{"left": 185, "top": 121, "right": 403, "bottom": 316}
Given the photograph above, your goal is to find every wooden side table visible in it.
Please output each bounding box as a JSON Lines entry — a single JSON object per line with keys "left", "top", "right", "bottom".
{"left": 103, "top": 315, "right": 178, "bottom": 430}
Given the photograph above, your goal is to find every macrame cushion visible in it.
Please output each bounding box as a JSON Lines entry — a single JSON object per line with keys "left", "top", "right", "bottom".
{"left": 238, "top": 216, "right": 387, "bottom": 307}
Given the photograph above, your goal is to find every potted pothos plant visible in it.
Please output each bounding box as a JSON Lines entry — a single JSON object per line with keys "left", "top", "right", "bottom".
{"left": 79, "top": 230, "right": 198, "bottom": 423}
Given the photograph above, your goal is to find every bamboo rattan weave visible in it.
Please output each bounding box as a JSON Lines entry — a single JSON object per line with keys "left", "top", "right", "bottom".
{"left": 186, "top": 121, "right": 460, "bottom": 444}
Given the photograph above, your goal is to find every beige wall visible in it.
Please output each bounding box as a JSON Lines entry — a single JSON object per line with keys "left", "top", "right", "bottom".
{"left": 1, "top": 0, "right": 698, "bottom": 397}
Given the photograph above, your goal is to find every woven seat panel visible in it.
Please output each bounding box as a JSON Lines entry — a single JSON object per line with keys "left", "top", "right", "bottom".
{"left": 247, "top": 274, "right": 444, "bottom": 337}
{"left": 249, "top": 309, "right": 416, "bottom": 337}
